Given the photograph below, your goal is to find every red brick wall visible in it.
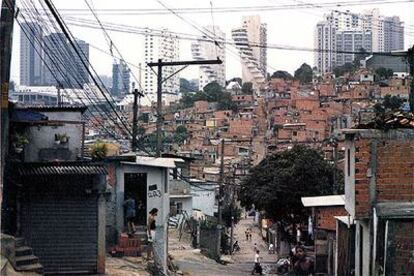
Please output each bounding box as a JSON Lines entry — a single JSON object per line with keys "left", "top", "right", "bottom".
{"left": 354, "top": 138, "right": 371, "bottom": 218}
{"left": 316, "top": 206, "right": 348, "bottom": 231}
{"left": 353, "top": 136, "right": 414, "bottom": 218}
{"left": 376, "top": 141, "right": 414, "bottom": 202}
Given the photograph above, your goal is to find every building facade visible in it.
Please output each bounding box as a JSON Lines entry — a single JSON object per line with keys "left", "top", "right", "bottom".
{"left": 144, "top": 29, "right": 180, "bottom": 105}
{"left": 111, "top": 60, "right": 131, "bottom": 96}
{"left": 232, "top": 15, "right": 267, "bottom": 89}
{"left": 191, "top": 25, "right": 226, "bottom": 90}
{"left": 20, "top": 22, "right": 44, "bottom": 86}
{"left": 315, "top": 9, "right": 404, "bottom": 73}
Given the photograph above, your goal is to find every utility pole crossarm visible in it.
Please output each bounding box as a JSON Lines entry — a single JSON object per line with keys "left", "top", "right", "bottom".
{"left": 147, "top": 58, "right": 222, "bottom": 67}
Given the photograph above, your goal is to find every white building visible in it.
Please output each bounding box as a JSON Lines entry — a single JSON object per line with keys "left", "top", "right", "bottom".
{"left": 314, "top": 21, "right": 336, "bottom": 74}
{"left": 20, "top": 22, "right": 44, "bottom": 86}
{"left": 144, "top": 29, "right": 180, "bottom": 106}
{"left": 232, "top": 15, "right": 267, "bottom": 89}
{"left": 191, "top": 25, "right": 226, "bottom": 90}
{"left": 315, "top": 9, "right": 404, "bottom": 73}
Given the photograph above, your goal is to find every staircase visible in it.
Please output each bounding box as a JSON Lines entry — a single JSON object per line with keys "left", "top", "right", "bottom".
{"left": 14, "top": 238, "right": 43, "bottom": 274}
{"left": 109, "top": 226, "right": 148, "bottom": 257}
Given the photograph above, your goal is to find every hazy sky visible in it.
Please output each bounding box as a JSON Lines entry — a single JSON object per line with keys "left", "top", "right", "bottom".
{"left": 10, "top": 0, "right": 414, "bottom": 85}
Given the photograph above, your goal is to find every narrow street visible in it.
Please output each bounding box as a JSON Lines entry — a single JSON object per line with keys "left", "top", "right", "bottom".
{"left": 169, "top": 217, "right": 279, "bottom": 275}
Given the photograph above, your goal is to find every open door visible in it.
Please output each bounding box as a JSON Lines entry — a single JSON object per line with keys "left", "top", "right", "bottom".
{"left": 124, "top": 173, "right": 147, "bottom": 226}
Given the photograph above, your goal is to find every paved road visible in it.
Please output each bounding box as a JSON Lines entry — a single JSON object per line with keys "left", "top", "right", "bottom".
{"left": 170, "top": 216, "right": 280, "bottom": 275}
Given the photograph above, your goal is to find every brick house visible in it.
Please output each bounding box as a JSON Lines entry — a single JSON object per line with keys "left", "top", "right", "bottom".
{"left": 301, "top": 195, "right": 347, "bottom": 275}
{"left": 343, "top": 128, "right": 414, "bottom": 276}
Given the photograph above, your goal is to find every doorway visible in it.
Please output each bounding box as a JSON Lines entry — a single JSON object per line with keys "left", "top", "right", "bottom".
{"left": 124, "top": 173, "right": 147, "bottom": 226}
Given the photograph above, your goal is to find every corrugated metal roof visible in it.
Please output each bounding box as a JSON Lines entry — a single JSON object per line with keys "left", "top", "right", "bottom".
{"left": 301, "top": 195, "right": 345, "bottom": 207}
{"left": 134, "top": 156, "right": 182, "bottom": 168}
{"left": 17, "top": 164, "right": 107, "bottom": 176}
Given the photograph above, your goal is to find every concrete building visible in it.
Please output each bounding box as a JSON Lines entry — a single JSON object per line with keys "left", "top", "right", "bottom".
{"left": 191, "top": 25, "right": 226, "bottom": 90}
{"left": 144, "top": 29, "right": 180, "bottom": 106}
{"left": 232, "top": 15, "right": 267, "bottom": 89}
{"left": 43, "top": 33, "right": 90, "bottom": 89}
{"left": 20, "top": 22, "right": 44, "bottom": 86}
{"left": 336, "top": 31, "right": 372, "bottom": 67}
{"left": 315, "top": 9, "right": 404, "bottom": 73}
{"left": 314, "top": 21, "right": 336, "bottom": 74}
{"left": 111, "top": 60, "right": 131, "bottom": 96}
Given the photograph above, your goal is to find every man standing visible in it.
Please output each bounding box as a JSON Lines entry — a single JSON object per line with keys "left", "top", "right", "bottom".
{"left": 251, "top": 250, "right": 263, "bottom": 275}
{"left": 123, "top": 194, "right": 136, "bottom": 236}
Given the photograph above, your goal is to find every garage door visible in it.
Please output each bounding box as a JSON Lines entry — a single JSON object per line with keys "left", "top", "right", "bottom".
{"left": 21, "top": 180, "right": 98, "bottom": 274}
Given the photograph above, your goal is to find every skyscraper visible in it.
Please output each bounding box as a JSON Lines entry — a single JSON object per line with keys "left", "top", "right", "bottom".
{"left": 232, "top": 15, "right": 267, "bottom": 89}
{"left": 315, "top": 9, "right": 404, "bottom": 73}
{"left": 43, "top": 33, "right": 90, "bottom": 89}
{"left": 20, "top": 22, "right": 44, "bottom": 86}
{"left": 314, "top": 21, "right": 336, "bottom": 74}
{"left": 143, "top": 29, "right": 180, "bottom": 105}
{"left": 111, "top": 60, "right": 131, "bottom": 96}
{"left": 191, "top": 25, "right": 226, "bottom": 90}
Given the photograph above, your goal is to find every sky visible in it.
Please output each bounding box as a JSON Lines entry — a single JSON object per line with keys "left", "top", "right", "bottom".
{"left": 10, "top": 0, "right": 414, "bottom": 86}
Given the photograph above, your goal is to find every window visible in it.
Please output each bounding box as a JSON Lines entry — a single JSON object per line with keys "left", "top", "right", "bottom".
{"left": 176, "top": 202, "right": 183, "bottom": 214}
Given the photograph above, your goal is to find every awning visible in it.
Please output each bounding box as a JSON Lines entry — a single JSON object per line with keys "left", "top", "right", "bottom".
{"left": 11, "top": 109, "right": 48, "bottom": 122}
{"left": 16, "top": 164, "right": 107, "bottom": 176}
{"left": 376, "top": 202, "right": 414, "bottom": 218}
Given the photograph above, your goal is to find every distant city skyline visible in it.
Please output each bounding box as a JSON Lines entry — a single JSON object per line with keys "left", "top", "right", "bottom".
{"left": 11, "top": 0, "right": 414, "bottom": 87}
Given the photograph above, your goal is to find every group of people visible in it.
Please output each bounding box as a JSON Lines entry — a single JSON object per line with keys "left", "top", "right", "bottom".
{"left": 123, "top": 194, "right": 159, "bottom": 261}
{"left": 245, "top": 227, "right": 253, "bottom": 241}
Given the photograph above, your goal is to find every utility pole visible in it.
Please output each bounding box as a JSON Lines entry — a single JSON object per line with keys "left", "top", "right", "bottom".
{"left": 132, "top": 88, "right": 143, "bottom": 152}
{"left": 218, "top": 139, "right": 225, "bottom": 225}
{"left": 147, "top": 58, "right": 222, "bottom": 157}
{"left": 1, "top": 0, "right": 16, "bottom": 206}
{"left": 229, "top": 166, "right": 236, "bottom": 255}
{"left": 408, "top": 46, "right": 414, "bottom": 112}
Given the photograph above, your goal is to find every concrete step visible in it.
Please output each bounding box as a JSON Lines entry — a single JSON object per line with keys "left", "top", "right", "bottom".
{"left": 15, "top": 237, "right": 25, "bottom": 247}
{"left": 15, "top": 263, "right": 43, "bottom": 274}
{"left": 15, "top": 255, "right": 39, "bottom": 267}
{"left": 15, "top": 246, "right": 33, "bottom": 257}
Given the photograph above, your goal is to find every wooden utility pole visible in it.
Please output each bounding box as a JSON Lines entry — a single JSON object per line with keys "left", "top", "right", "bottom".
{"left": 218, "top": 139, "right": 225, "bottom": 225}
{"left": 1, "top": 0, "right": 16, "bottom": 205}
{"left": 132, "top": 88, "right": 143, "bottom": 152}
{"left": 147, "top": 58, "right": 222, "bottom": 157}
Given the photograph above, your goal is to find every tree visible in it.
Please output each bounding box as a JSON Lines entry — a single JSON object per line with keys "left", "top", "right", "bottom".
{"left": 91, "top": 141, "right": 108, "bottom": 160}
{"left": 180, "top": 78, "right": 198, "bottom": 93}
{"left": 374, "top": 94, "right": 404, "bottom": 113}
{"left": 173, "top": 125, "right": 188, "bottom": 144}
{"left": 375, "top": 67, "right": 394, "bottom": 80}
{"left": 239, "top": 145, "right": 343, "bottom": 225}
{"left": 333, "top": 62, "right": 354, "bottom": 77}
{"left": 294, "top": 63, "right": 313, "bottom": 84}
{"left": 241, "top": 82, "right": 253, "bottom": 94}
{"left": 271, "top": 70, "right": 293, "bottom": 80}
{"left": 353, "top": 47, "right": 369, "bottom": 69}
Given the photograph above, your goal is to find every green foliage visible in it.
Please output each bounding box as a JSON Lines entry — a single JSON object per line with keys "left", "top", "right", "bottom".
{"left": 91, "top": 141, "right": 108, "bottom": 160}
{"left": 239, "top": 145, "right": 343, "bottom": 224}
{"left": 353, "top": 48, "right": 370, "bottom": 68}
{"left": 333, "top": 62, "right": 355, "bottom": 77}
{"left": 14, "top": 133, "right": 29, "bottom": 147}
{"left": 241, "top": 82, "right": 253, "bottom": 94}
{"left": 375, "top": 67, "right": 394, "bottom": 80}
{"left": 180, "top": 78, "right": 198, "bottom": 93}
{"left": 178, "top": 81, "right": 237, "bottom": 111}
{"left": 222, "top": 204, "right": 242, "bottom": 228}
{"left": 173, "top": 125, "right": 188, "bottom": 144}
{"left": 271, "top": 70, "right": 294, "bottom": 80}
{"left": 374, "top": 94, "right": 404, "bottom": 113}
{"left": 294, "top": 63, "right": 313, "bottom": 84}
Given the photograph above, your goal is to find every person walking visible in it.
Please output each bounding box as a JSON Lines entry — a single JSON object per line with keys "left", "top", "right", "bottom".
{"left": 146, "top": 208, "right": 158, "bottom": 261}
{"left": 245, "top": 228, "right": 250, "bottom": 241}
{"left": 251, "top": 250, "right": 263, "bottom": 275}
{"left": 123, "top": 194, "right": 136, "bottom": 236}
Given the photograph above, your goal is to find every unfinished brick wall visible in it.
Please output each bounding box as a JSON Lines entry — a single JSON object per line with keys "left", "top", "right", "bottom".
{"left": 316, "top": 206, "right": 348, "bottom": 231}
{"left": 352, "top": 131, "right": 414, "bottom": 218}
{"left": 376, "top": 141, "right": 414, "bottom": 202}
